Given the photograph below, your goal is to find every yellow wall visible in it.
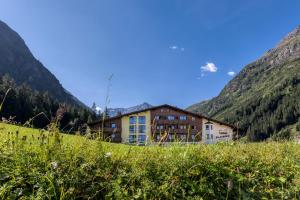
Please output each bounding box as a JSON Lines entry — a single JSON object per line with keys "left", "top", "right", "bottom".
{"left": 121, "top": 111, "right": 151, "bottom": 143}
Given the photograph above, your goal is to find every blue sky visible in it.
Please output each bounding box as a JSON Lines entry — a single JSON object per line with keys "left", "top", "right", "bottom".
{"left": 1, "top": 0, "right": 300, "bottom": 109}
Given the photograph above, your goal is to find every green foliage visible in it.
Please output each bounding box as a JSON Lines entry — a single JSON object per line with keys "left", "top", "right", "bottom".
{"left": 0, "top": 123, "right": 300, "bottom": 199}
{"left": 0, "top": 74, "right": 96, "bottom": 132}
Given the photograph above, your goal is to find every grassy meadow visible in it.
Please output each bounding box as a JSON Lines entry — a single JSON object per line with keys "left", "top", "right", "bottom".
{"left": 0, "top": 123, "right": 300, "bottom": 199}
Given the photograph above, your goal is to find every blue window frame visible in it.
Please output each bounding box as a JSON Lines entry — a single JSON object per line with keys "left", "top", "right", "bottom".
{"left": 167, "top": 115, "right": 175, "bottom": 120}
{"left": 129, "top": 125, "right": 136, "bottom": 133}
{"left": 129, "top": 135, "right": 136, "bottom": 143}
{"left": 138, "top": 116, "right": 146, "bottom": 124}
{"left": 179, "top": 115, "right": 187, "bottom": 120}
{"left": 138, "top": 125, "right": 146, "bottom": 133}
{"left": 138, "top": 135, "right": 146, "bottom": 143}
{"left": 129, "top": 116, "right": 136, "bottom": 124}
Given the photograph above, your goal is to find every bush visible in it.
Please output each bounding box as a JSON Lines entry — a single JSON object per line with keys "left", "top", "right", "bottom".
{"left": 0, "top": 123, "right": 300, "bottom": 199}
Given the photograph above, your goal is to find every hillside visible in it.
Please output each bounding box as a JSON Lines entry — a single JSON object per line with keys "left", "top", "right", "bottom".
{"left": 188, "top": 26, "right": 300, "bottom": 140}
{"left": 0, "top": 122, "right": 299, "bottom": 199}
{"left": 107, "top": 102, "right": 152, "bottom": 117}
{"left": 0, "top": 20, "right": 85, "bottom": 107}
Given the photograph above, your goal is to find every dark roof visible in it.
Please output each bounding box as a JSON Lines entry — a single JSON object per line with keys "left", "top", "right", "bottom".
{"left": 88, "top": 104, "right": 236, "bottom": 129}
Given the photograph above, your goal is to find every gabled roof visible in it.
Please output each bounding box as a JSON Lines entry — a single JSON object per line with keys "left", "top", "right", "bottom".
{"left": 88, "top": 104, "right": 236, "bottom": 129}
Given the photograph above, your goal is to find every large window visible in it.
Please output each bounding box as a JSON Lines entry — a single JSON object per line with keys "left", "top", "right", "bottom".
{"left": 129, "top": 115, "right": 147, "bottom": 144}
{"left": 139, "top": 125, "right": 146, "bottom": 133}
{"left": 191, "top": 134, "right": 195, "bottom": 141}
{"left": 138, "top": 135, "right": 146, "bottom": 143}
{"left": 138, "top": 116, "right": 146, "bottom": 124}
{"left": 206, "top": 125, "right": 210, "bottom": 130}
{"left": 129, "top": 135, "right": 136, "bottom": 143}
{"left": 129, "top": 125, "right": 136, "bottom": 133}
{"left": 179, "top": 115, "right": 187, "bottom": 120}
{"left": 167, "top": 115, "right": 175, "bottom": 120}
{"left": 179, "top": 125, "right": 187, "bottom": 130}
{"left": 129, "top": 116, "right": 137, "bottom": 124}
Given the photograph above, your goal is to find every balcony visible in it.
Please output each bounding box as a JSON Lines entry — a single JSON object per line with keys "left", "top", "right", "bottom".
{"left": 102, "top": 127, "right": 120, "bottom": 133}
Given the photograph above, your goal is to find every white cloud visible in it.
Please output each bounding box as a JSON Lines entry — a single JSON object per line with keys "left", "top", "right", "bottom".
{"left": 201, "top": 62, "right": 218, "bottom": 73}
{"left": 95, "top": 106, "right": 102, "bottom": 112}
{"left": 169, "top": 45, "right": 185, "bottom": 52}
{"left": 227, "top": 71, "right": 235, "bottom": 76}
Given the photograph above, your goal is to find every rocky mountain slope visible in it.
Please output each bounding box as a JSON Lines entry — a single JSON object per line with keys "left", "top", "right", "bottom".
{"left": 108, "top": 102, "right": 152, "bottom": 117}
{"left": 0, "top": 20, "right": 85, "bottom": 107}
{"left": 188, "top": 26, "right": 300, "bottom": 140}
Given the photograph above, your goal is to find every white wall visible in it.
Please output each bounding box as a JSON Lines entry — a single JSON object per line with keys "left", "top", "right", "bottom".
{"left": 202, "top": 118, "right": 234, "bottom": 144}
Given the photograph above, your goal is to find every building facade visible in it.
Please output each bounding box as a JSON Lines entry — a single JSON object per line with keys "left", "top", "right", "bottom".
{"left": 88, "top": 104, "right": 235, "bottom": 144}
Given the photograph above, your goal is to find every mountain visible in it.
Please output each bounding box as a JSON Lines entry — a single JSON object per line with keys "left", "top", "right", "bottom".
{"left": 188, "top": 26, "right": 300, "bottom": 141}
{"left": 0, "top": 20, "right": 85, "bottom": 107}
{"left": 107, "top": 102, "right": 152, "bottom": 117}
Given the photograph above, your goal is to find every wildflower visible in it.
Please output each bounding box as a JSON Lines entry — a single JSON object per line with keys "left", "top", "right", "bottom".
{"left": 50, "top": 161, "right": 58, "bottom": 169}
{"left": 105, "top": 152, "right": 112, "bottom": 158}
{"left": 227, "top": 179, "right": 233, "bottom": 191}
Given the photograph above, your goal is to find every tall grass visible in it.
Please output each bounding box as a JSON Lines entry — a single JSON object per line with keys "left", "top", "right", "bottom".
{"left": 0, "top": 123, "right": 299, "bottom": 199}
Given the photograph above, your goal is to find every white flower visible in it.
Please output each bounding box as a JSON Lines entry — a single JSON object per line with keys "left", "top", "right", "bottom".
{"left": 50, "top": 161, "right": 58, "bottom": 169}
{"left": 104, "top": 152, "right": 112, "bottom": 158}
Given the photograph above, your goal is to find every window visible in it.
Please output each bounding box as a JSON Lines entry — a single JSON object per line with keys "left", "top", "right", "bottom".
{"left": 129, "top": 116, "right": 136, "bottom": 124}
{"left": 154, "top": 116, "right": 160, "bottom": 120}
{"left": 206, "top": 125, "right": 210, "bottom": 130}
{"left": 138, "top": 116, "right": 146, "bottom": 124}
{"left": 168, "top": 134, "right": 174, "bottom": 140}
{"left": 138, "top": 135, "right": 146, "bottom": 143}
{"left": 179, "top": 115, "right": 187, "bottom": 120}
{"left": 128, "top": 135, "right": 136, "bottom": 143}
{"left": 211, "top": 125, "right": 213, "bottom": 130}
{"left": 156, "top": 135, "right": 161, "bottom": 140}
{"left": 139, "top": 125, "right": 146, "bottom": 133}
{"left": 160, "top": 109, "right": 164, "bottom": 112}
{"left": 206, "top": 134, "right": 210, "bottom": 139}
{"left": 191, "top": 125, "right": 196, "bottom": 130}
{"left": 129, "top": 125, "right": 136, "bottom": 133}
{"left": 180, "top": 135, "right": 186, "bottom": 140}
{"left": 111, "top": 133, "right": 115, "bottom": 139}
{"left": 111, "top": 123, "right": 116, "bottom": 128}
{"left": 191, "top": 117, "right": 195, "bottom": 121}
{"left": 167, "top": 115, "right": 175, "bottom": 120}
{"left": 180, "top": 125, "right": 187, "bottom": 130}
{"left": 191, "top": 134, "right": 195, "bottom": 140}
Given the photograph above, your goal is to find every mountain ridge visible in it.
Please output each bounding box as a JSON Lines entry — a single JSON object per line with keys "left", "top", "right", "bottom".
{"left": 187, "top": 25, "right": 300, "bottom": 140}
{"left": 107, "top": 102, "right": 152, "bottom": 117}
{"left": 0, "top": 20, "right": 86, "bottom": 108}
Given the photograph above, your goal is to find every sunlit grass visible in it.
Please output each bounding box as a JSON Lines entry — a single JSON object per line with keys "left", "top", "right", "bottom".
{"left": 0, "top": 122, "right": 299, "bottom": 199}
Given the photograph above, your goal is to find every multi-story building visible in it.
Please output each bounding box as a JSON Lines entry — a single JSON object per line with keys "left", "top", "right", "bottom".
{"left": 88, "top": 104, "right": 235, "bottom": 144}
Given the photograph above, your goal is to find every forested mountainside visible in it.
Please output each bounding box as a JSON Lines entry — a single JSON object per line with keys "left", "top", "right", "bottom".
{"left": 188, "top": 26, "right": 300, "bottom": 141}
{"left": 0, "top": 20, "right": 85, "bottom": 107}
